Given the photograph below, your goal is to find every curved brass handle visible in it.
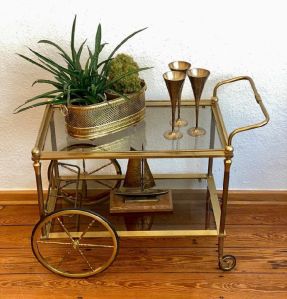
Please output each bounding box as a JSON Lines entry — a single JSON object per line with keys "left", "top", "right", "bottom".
{"left": 213, "top": 76, "right": 270, "bottom": 146}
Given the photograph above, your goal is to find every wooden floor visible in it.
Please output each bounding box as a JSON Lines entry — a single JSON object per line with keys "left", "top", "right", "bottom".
{"left": 0, "top": 197, "right": 287, "bottom": 299}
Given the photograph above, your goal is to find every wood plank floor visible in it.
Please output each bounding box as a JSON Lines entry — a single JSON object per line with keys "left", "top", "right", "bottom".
{"left": 0, "top": 199, "right": 287, "bottom": 299}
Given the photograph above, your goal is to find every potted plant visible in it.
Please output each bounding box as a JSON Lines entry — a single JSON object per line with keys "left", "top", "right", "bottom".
{"left": 15, "top": 16, "right": 151, "bottom": 139}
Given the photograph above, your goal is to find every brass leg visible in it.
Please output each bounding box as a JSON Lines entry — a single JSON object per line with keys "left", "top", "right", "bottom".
{"left": 208, "top": 112, "right": 215, "bottom": 176}
{"left": 218, "top": 157, "right": 236, "bottom": 271}
{"left": 205, "top": 189, "right": 211, "bottom": 230}
{"left": 206, "top": 111, "right": 215, "bottom": 229}
{"left": 33, "top": 160, "right": 45, "bottom": 219}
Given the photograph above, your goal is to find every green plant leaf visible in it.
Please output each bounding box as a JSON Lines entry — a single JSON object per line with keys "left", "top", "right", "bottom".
{"left": 17, "top": 53, "right": 58, "bottom": 76}
{"left": 106, "top": 67, "right": 152, "bottom": 88}
{"left": 94, "top": 24, "right": 102, "bottom": 64}
{"left": 84, "top": 56, "right": 91, "bottom": 75}
{"left": 32, "top": 79, "right": 62, "bottom": 88}
{"left": 73, "top": 39, "right": 86, "bottom": 72}
{"left": 106, "top": 89, "right": 131, "bottom": 101}
{"left": 38, "top": 40, "right": 74, "bottom": 66}
{"left": 37, "top": 58, "right": 65, "bottom": 77}
{"left": 100, "top": 27, "right": 148, "bottom": 79}
{"left": 71, "top": 15, "right": 77, "bottom": 62}
{"left": 28, "top": 48, "right": 77, "bottom": 78}
{"left": 14, "top": 98, "right": 66, "bottom": 113}
{"left": 109, "top": 27, "right": 147, "bottom": 60}
{"left": 100, "top": 42, "right": 108, "bottom": 52}
{"left": 97, "top": 57, "right": 113, "bottom": 69}
{"left": 14, "top": 89, "right": 61, "bottom": 111}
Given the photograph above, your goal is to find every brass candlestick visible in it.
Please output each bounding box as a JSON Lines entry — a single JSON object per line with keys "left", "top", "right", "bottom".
{"left": 187, "top": 68, "right": 210, "bottom": 137}
{"left": 163, "top": 71, "right": 185, "bottom": 140}
{"left": 168, "top": 61, "right": 191, "bottom": 127}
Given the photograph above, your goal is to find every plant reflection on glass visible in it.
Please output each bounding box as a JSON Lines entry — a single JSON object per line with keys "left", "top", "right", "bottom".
{"left": 163, "top": 71, "right": 185, "bottom": 140}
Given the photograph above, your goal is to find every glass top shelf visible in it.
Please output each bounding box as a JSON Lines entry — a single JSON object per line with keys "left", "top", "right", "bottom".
{"left": 37, "top": 101, "right": 226, "bottom": 159}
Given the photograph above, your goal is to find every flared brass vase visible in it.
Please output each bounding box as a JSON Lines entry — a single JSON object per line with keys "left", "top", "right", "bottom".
{"left": 187, "top": 68, "right": 210, "bottom": 137}
{"left": 163, "top": 71, "right": 185, "bottom": 140}
{"left": 168, "top": 61, "right": 191, "bottom": 127}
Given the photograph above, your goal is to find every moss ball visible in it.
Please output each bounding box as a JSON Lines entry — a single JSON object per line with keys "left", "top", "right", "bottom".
{"left": 109, "top": 53, "right": 142, "bottom": 94}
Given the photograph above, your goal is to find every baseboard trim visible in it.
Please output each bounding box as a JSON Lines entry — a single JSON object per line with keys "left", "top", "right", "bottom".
{"left": 0, "top": 190, "right": 44, "bottom": 205}
{"left": 220, "top": 190, "right": 287, "bottom": 204}
{"left": 0, "top": 189, "right": 286, "bottom": 205}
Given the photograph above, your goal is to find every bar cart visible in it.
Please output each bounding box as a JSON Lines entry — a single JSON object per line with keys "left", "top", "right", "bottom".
{"left": 31, "top": 76, "right": 269, "bottom": 278}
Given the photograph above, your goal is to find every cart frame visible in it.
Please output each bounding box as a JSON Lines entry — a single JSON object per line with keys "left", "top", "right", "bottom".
{"left": 31, "top": 76, "right": 269, "bottom": 276}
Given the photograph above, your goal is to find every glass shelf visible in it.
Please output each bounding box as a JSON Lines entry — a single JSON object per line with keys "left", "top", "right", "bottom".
{"left": 38, "top": 101, "right": 227, "bottom": 160}
{"left": 50, "top": 178, "right": 218, "bottom": 237}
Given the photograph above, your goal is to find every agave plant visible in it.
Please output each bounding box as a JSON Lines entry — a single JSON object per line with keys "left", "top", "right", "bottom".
{"left": 15, "top": 16, "right": 150, "bottom": 113}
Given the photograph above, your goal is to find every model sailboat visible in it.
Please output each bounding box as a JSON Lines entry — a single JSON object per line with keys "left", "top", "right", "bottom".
{"left": 115, "top": 157, "right": 168, "bottom": 198}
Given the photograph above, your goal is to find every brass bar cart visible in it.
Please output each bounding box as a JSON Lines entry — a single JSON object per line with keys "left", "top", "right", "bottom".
{"left": 31, "top": 76, "right": 269, "bottom": 278}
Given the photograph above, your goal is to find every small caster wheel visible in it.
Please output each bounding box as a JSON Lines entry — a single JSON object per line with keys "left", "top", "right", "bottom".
{"left": 219, "top": 255, "right": 236, "bottom": 271}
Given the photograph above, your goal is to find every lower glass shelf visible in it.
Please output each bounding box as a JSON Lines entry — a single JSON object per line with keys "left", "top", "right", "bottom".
{"left": 47, "top": 177, "right": 221, "bottom": 237}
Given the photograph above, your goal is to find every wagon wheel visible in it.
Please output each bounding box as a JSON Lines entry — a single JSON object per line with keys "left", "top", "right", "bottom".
{"left": 31, "top": 209, "right": 119, "bottom": 278}
{"left": 219, "top": 255, "right": 236, "bottom": 271}
{"left": 48, "top": 144, "right": 122, "bottom": 206}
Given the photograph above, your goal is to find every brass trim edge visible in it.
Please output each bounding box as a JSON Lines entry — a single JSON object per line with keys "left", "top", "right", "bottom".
{"left": 40, "top": 149, "right": 226, "bottom": 160}
{"left": 32, "top": 105, "right": 53, "bottom": 159}
{"left": 212, "top": 103, "right": 228, "bottom": 147}
{"left": 145, "top": 99, "right": 212, "bottom": 107}
{"left": 48, "top": 230, "right": 219, "bottom": 239}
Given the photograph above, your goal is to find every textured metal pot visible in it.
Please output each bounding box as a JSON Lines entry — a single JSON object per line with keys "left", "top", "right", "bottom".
{"left": 65, "top": 82, "right": 146, "bottom": 139}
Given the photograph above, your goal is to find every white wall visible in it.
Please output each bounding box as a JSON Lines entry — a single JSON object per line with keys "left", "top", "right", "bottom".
{"left": 0, "top": 0, "right": 286, "bottom": 190}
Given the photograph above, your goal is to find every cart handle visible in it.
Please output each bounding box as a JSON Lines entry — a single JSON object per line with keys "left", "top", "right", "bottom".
{"left": 212, "top": 76, "right": 270, "bottom": 147}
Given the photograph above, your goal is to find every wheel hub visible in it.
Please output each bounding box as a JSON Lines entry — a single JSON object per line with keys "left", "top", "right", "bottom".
{"left": 72, "top": 239, "right": 80, "bottom": 250}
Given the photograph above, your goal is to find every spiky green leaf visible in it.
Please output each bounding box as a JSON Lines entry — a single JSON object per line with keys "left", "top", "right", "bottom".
{"left": 71, "top": 15, "right": 77, "bottom": 62}
{"left": 38, "top": 40, "right": 73, "bottom": 66}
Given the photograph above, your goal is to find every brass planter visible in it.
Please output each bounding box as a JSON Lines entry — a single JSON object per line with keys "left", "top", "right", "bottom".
{"left": 65, "top": 82, "right": 146, "bottom": 139}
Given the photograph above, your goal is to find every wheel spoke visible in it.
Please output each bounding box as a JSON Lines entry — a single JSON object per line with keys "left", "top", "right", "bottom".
{"left": 79, "top": 243, "right": 114, "bottom": 248}
{"left": 77, "top": 247, "right": 95, "bottom": 271}
{"left": 37, "top": 240, "right": 73, "bottom": 246}
{"left": 88, "top": 162, "right": 113, "bottom": 175}
{"left": 61, "top": 165, "right": 79, "bottom": 174}
{"left": 78, "top": 219, "right": 96, "bottom": 241}
{"left": 94, "top": 180, "right": 114, "bottom": 189}
{"left": 57, "top": 249, "right": 72, "bottom": 268}
{"left": 59, "top": 181, "right": 77, "bottom": 189}
{"left": 56, "top": 217, "right": 75, "bottom": 243}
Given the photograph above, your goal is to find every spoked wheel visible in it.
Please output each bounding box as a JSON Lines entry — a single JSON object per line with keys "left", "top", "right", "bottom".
{"left": 48, "top": 144, "right": 122, "bottom": 206}
{"left": 219, "top": 255, "right": 236, "bottom": 271}
{"left": 31, "top": 209, "right": 119, "bottom": 278}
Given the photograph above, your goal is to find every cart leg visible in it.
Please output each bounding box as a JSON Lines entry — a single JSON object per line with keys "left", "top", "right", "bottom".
{"left": 218, "top": 157, "right": 236, "bottom": 271}
{"left": 205, "top": 189, "right": 211, "bottom": 229}
{"left": 208, "top": 112, "right": 216, "bottom": 176}
{"left": 205, "top": 111, "right": 216, "bottom": 229}
{"left": 33, "top": 160, "right": 45, "bottom": 219}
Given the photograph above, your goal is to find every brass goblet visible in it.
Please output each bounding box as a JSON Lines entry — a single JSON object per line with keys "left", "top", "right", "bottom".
{"left": 187, "top": 68, "right": 210, "bottom": 137}
{"left": 168, "top": 61, "right": 191, "bottom": 127}
{"left": 163, "top": 71, "right": 185, "bottom": 140}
